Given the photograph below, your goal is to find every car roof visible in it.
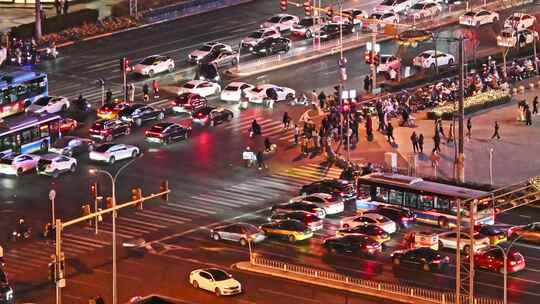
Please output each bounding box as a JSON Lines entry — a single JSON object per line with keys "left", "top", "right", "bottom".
{"left": 305, "top": 193, "right": 333, "bottom": 199}
{"left": 226, "top": 81, "right": 249, "bottom": 87}
{"left": 41, "top": 153, "right": 67, "bottom": 160}
{"left": 185, "top": 80, "right": 207, "bottom": 86}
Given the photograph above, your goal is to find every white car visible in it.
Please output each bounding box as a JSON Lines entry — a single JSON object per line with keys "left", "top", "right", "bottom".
{"left": 89, "top": 143, "right": 140, "bottom": 164}
{"left": 497, "top": 28, "right": 538, "bottom": 48}
{"left": 333, "top": 9, "right": 368, "bottom": 25}
{"left": 412, "top": 50, "right": 455, "bottom": 69}
{"left": 341, "top": 213, "right": 397, "bottom": 234}
{"left": 373, "top": 0, "right": 413, "bottom": 14}
{"left": 220, "top": 82, "right": 255, "bottom": 102}
{"left": 244, "top": 84, "right": 295, "bottom": 104}
{"left": 437, "top": 232, "right": 490, "bottom": 254}
{"left": 189, "top": 268, "right": 242, "bottom": 296}
{"left": 407, "top": 2, "right": 442, "bottom": 19}
{"left": 504, "top": 13, "right": 536, "bottom": 30}
{"left": 0, "top": 153, "right": 40, "bottom": 176}
{"left": 377, "top": 54, "right": 401, "bottom": 73}
{"left": 176, "top": 80, "right": 221, "bottom": 97}
{"left": 188, "top": 42, "right": 232, "bottom": 64}
{"left": 459, "top": 10, "right": 499, "bottom": 26}
{"left": 26, "top": 96, "right": 70, "bottom": 114}
{"left": 364, "top": 12, "right": 399, "bottom": 29}
{"left": 290, "top": 193, "right": 344, "bottom": 216}
{"left": 241, "top": 28, "right": 281, "bottom": 48}
{"left": 260, "top": 13, "right": 299, "bottom": 32}
{"left": 36, "top": 153, "right": 77, "bottom": 178}
{"left": 132, "top": 55, "right": 175, "bottom": 77}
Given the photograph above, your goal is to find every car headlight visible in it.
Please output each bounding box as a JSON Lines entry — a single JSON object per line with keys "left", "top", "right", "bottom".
{"left": 258, "top": 48, "right": 266, "bottom": 52}
{"left": 6, "top": 288, "right": 13, "bottom": 300}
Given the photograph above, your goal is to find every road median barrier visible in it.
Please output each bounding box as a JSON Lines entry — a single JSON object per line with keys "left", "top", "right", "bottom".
{"left": 236, "top": 257, "right": 503, "bottom": 304}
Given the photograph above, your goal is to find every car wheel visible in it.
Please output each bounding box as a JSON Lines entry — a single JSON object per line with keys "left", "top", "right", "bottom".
{"left": 109, "top": 156, "right": 115, "bottom": 164}
{"left": 41, "top": 140, "right": 49, "bottom": 152}
{"left": 266, "top": 49, "right": 272, "bottom": 56}
{"left": 286, "top": 93, "right": 294, "bottom": 102}
{"left": 232, "top": 58, "right": 238, "bottom": 66}
{"left": 148, "top": 70, "right": 154, "bottom": 77}
{"left": 131, "top": 150, "right": 138, "bottom": 158}
{"left": 185, "top": 130, "right": 191, "bottom": 139}
{"left": 192, "top": 280, "right": 199, "bottom": 289}
{"left": 125, "top": 128, "right": 131, "bottom": 135}
{"left": 214, "top": 88, "right": 220, "bottom": 95}
{"left": 61, "top": 104, "right": 67, "bottom": 112}
{"left": 393, "top": 257, "right": 400, "bottom": 265}
{"left": 227, "top": 114, "right": 233, "bottom": 121}
{"left": 492, "top": 17, "right": 498, "bottom": 23}
{"left": 240, "top": 238, "right": 248, "bottom": 246}
{"left": 157, "top": 112, "right": 165, "bottom": 120}
{"left": 168, "top": 65, "right": 174, "bottom": 73}
{"left": 448, "top": 58, "right": 454, "bottom": 65}
{"left": 288, "top": 235, "right": 296, "bottom": 243}
{"left": 430, "top": 63, "right": 436, "bottom": 70}
{"left": 215, "top": 288, "right": 221, "bottom": 296}
{"left": 422, "top": 262, "right": 431, "bottom": 272}
{"left": 88, "top": 145, "right": 94, "bottom": 152}
{"left": 212, "top": 233, "right": 221, "bottom": 241}
{"left": 164, "top": 137, "right": 171, "bottom": 145}
{"left": 319, "top": 209, "right": 327, "bottom": 218}
{"left": 342, "top": 224, "right": 349, "bottom": 228}
{"left": 135, "top": 118, "right": 142, "bottom": 127}
{"left": 16, "top": 167, "right": 23, "bottom": 176}
{"left": 52, "top": 170, "right": 59, "bottom": 179}
{"left": 70, "top": 164, "right": 76, "bottom": 173}
{"left": 305, "top": 30, "right": 312, "bottom": 39}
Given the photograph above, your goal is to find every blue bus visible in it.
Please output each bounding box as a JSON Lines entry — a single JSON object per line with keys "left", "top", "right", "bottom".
{"left": 356, "top": 173, "right": 495, "bottom": 228}
{"left": 0, "top": 113, "right": 62, "bottom": 156}
{"left": 0, "top": 70, "right": 48, "bottom": 119}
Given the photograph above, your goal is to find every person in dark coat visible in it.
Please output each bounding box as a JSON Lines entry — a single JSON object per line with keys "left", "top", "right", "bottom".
{"left": 105, "top": 89, "right": 112, "bottom": 103}
{"left": 282, "top": 112, "right": 291, "bottom": 129}
{"left": 491, "top": 121, "right": 501, "bottom": 139}
{"left": 386, "top": 123, "right": 395, "bottom": 144}
{"left": 533, "top": 96, "right": 538, "bottom": 115}
{"left": 366, "top": 115, "right": 373, "bottom": 141}
{"left": 433, "top": 132, "right": 441, "bottom": 152}
{"left": 256, "top": 151, "right": 265, "bottom": 169}
{"left": 318, "top": 91, "right": 326, "bottom": 110}
{"left": 364, "top": 75, "right": 371, "bottom": 92}
{"left": 142, "top": 83, "right": 150, "bottom": 100}
{"left": 418, "top": 133, "right": 424, "bottom": 153}
{"left": 525, "top": 107, "right": 533, "bottom": 126}
{"left": 410, "top": 131, "right": 419, "bottom": 153}
{"left": 466, "top": 117, "right": 472, "bottom": 140}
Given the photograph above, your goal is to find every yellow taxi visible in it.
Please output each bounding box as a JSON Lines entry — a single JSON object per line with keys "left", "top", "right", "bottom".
{"left": 259, "top": 219, "right": 313, "bottom": 243}
{"left": 477, "top": 225, "right": 507, "bottom": 246}
{"left": 97, "top": 101, "right": 129, "bottom": 120}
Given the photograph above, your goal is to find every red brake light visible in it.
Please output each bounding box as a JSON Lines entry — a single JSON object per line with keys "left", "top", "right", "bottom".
{"left": 100, "top": 129, "right": 109, "bottom": 134}
{"left": 170, "top": 101, "right": 176, "bottom": 106}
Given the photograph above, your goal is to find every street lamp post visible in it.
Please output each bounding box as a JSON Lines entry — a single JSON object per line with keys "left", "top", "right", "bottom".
{"left": 495, "top": 234, "right": 525, "bottom": 304}
{"left": 49, "top": 189, "right": 56, "bottom": 228}
{"left": 489, "top": 148, "right": 494, "bottom": 185}
{"left": 89, "top": 156, "right": 140, "bottom": 304}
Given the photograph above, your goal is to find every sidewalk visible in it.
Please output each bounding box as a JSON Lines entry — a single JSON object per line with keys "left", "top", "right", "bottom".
{"left": 0, "top": 0, "right": 120, "bottom": 33}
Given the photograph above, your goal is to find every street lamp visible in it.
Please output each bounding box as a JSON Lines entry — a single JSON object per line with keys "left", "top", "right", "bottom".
{"left": 88, "top": 155, "right": 141, "bottom": 304}
{"left": 494, "top": 231, "right": 527, "bottom": 304}
{"left": 489, "top": 148, "right": 494, "bottom": 186}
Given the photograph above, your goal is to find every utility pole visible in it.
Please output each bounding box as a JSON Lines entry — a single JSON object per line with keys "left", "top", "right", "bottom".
{"left": 468, "top": 200, "right": 476, "bottom": 304}
{"left": 456, "top": 38, "right": 465, "bottom": 182}
{"left": 371, "top": 32, "right": 377, "bottom": 94}
{"left": 456, "top": 199, "right": 461, "bottom": 304}
{"left": 49, "top": 189, "right": 56, "bottom": 228}
{"left": 35, "top": 0, "right": 42, "bottom": 41}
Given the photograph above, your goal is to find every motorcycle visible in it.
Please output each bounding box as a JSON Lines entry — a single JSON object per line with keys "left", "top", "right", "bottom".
{"left": 11, "top": 226, "right": 31, "bottom": 242}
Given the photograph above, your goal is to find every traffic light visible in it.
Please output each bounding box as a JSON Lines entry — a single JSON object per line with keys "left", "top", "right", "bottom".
{"left": 160, "top": 180, "right": 169, "bottom": 202}
{"left": 90, "top": 182, "right": 98, "bottom": 199}
{"left": 120, "top": 57, "right": 130, "bottom": 73}
{"left": 48, "top": 259, "right": 55, "bottom": 282}
{"left": 342, "top": 101, "right": 350, "bottom": 113}
{"left": 57, "top": 252, "right": 65, "bottom": 280}
{"left": 280, "top": 0, "right": 287, "bottom": 11}
{"left": 131, "top": 187, "right": 143, "bottom": 210}
{"left": 106, "top": 196, "right": 113, "bottom": 209}
{"left": 304, "top": 0, "right": 312, "bottom": 16}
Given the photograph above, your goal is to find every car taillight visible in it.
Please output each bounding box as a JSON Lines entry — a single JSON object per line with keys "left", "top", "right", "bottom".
{"left": 432, "top": 259, "right": 441, "bottom": 264}
{"left": 100, "top": 130, "right": 109, "bottom": 134}
{"left": 170, "top": 101, "right": 176, "bottom": 106}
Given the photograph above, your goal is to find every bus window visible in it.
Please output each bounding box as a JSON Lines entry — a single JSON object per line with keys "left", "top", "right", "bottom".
{"left": 375, "top": 186, "right": 389, "bottom": 203}
{"left": 435, "top": 197, "right": 450, "bottom": 212}
{"left": 0, "top": 88, "right": 8, "bottom": 105}
{"left": 0, "top": 135, "right": 13, "bottom": 151}
{"left": 21, "top": 129, "right": 32, "bottom": 144}
{"left": 31, "top": 126, "right": 40, "bottom": 140}
{"left": 404, "top": 192, "right": 418, "bottom": 209}
{"left": 388, "top": 189, "right": 404, "bottom": 206}
{"left": 28, "top": 77, "right": 46, "bottom": 97}
{"left": 419, "top": 195, "right": 434, "bottom": 210}
{"left": 17, "top": 84, "right": 29, "bottom": 100}
{"left": 358, "top": 184, "right": 371, "bottom": 199}
{"left": 7, "top": 87, "right": 17, "bottom": 103}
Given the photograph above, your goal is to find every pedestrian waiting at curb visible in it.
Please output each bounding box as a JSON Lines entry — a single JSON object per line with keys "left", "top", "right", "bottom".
{"left": 533, "top": 96, "right": 539, "bottom": 115}
{"left": 410, "top": 131, "right": 419, "bottom": 153}
{"left": 491, "top": 121, "right": 501, "bottom": 140}
{"left": 418, "top": 133, "right": 424, "bottom": 153}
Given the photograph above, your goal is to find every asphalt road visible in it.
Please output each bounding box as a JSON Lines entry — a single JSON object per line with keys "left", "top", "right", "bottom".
{"left": 2, "top": 0, "right": 540, "bottom": 303}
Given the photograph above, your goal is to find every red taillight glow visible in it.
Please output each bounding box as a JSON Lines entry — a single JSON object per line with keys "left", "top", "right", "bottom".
{"left": 170, "top": 101, "right": 176, "bottom": 106}
{"left": 100, "top": 130, "right": 109, "bottom": 134}
{"left": 432, "top": 259, "right": 441, "bottom": 264}
{"left": 146, "top": 131, "right": 163, "bottom": 138}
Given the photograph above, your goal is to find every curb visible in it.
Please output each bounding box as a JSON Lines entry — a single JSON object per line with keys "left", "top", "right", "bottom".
{"left": 235, "top": 262, "right": 417, "bottom": 304}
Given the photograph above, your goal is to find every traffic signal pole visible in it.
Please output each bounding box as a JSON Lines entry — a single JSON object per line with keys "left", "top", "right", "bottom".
{"left": 371, "top": 33, "right": 377, "bottom": 94}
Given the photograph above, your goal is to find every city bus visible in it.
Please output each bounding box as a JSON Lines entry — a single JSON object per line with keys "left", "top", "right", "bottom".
{"left": 0, "top": 69, "right": 48, "bottom": 119}
{"left": 0, "top": 113, "right": 62, "bottom": 156}
{"left": 356, "top": 173, "right": 495, "bottom": 228}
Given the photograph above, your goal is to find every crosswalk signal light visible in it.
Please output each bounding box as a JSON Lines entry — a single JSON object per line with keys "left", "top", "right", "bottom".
{"left": 160, "top": 180, "right": 169, "bottom": 202}
{"left": 304, "top": 0, "right": 312, "bottom": 16}
{"left": 120, "top": 57, "right": 130, "bottom": 73}
{"left": 106, "top": 197, "right": 113, "bottom": 209}
{"left": 48, "top": 259, "right": 55, "bottom": 282}
{"left": 57, "top": 253, "right": 65, "bottom": 280}
{"left": 132, "top": 187, "right": 143, "bottom": 210}
{"left": 280, "top": 0, "right": 287, "bottom": 11}
{"left": 90, "top": 182, "right": 98, "bottom": 199}
{"left": 342, "top": 101, "right": 350, "bottom": 113}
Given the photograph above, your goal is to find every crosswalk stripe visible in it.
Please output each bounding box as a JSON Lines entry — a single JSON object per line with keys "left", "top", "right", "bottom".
{"left": 303, "top": 163, "right": 342, "bottom": 175}
{"left": 183, "top": 199, "right": 224, "bottom": 212}
{"left": 166, "top": 202, "right": 217, "bottom": 214}
{"left": 6, "top": 251, "right": 49, "bottom": 264}
{"left": 225, "top": 118, "right": 273, "bottom": 130}
{"left": 61, "top": 246, "right": 88, "bottom": 255}
{"left": 63, "top": 233, "right": 110, "bottom": 246}
{"left": 63, "top": 236, "right": 104, "bottom": 248}
{"left": 159, "top": 204, "right": 206, "bottom": 216}
{"left": 117, "top": 217, "right": 168, "bottom": 229}
{"left": 195, "top": 193, "right": 250, "bottom": 206}
{"left": 134, "top": 212, "right": 186, "bottom": 224}
{"left": 271, "top": 172, "right": 318, "bottom": 184}
{"left": 213, "top": 189, "right": 266, "bottom": 202}
{"left": 139, "top": 209, "right": 192, "bottom": 222}
{"left": 257, "top": 178, "right": 294, "bottom": 190}
{"left": 231, "top": 183, "right": 284, "bottom": 195}
{"left": 191, "top": 195, "right": 239, "bottom": 208}
{"left": 62, "top": 240, "right": 100, "bottom": 251}
{"left": 100, "top": 222, "right": 156, "bottom": 234}
{"left": 84, "top": 226, "right": 134, "bottom": 238}
{"left": 223, "top": 187, "right": 270, "bottom": 200}
{"left": 263, "top": 176, "right": 305, "bottom": 187}
{"left": 4, "top": 259, "right": 41, "bottom": 269}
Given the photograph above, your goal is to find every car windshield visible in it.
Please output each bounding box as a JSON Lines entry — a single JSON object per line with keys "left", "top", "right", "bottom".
{"left": 249, "top": 31, "right": 263, "bottom": 38}
{"left": 416, "top": 248, "right": 439, "bottom": 259}
{"left": 92, "top": 121, "right": 105, "bottom": 129}
{"left": 420, "top": 52, "right": 433, "bottom": 58}
{"left": 508, "top": 16, "right": 521, "bottom": 21}
{"left": 225, "top": 85, "right": 239, "bottom": 91}
{"left": 299, "top": 18, "right": 314, "bottom": 26}
{"left": 252, "top": 87, "right": 265, "bottom": 93}
{"left": 198, "top": 45, "right": 212, "bottom": 52}
{"left": 411, "top": 3, "right": 424, "bottom": 9}
{"left": 149, "top": 124, "right": 170, "bottom": 132}
{"left": 380, "top": 0, "right": 394, "bottom": 5}
{"left": 183, "top": 83, "right": 196, "bottom": 89}
{"left": 242, "top": 224, "right": 260, "bottom": 234}
{"left": 207, "top": 269, "right": 229, "bottom": 281}
{"left": 140, "top": 57, "right": 156, "bottom": 65}
{"left": 0, "top": 157, "right": 14, "bottom": 164}
{"left": 94, "top": 144, "right": 115, "bottom": 152}
{"left": 267, "top": 16, "right": 282, "bottom": 23}
{"left": 34, "top": 97, "right": 52, "bottom": 106}
{"left": 288, "top": 221, "right": 307, "bottom": 231}
{"left": 464, "top": 12, "right": 476, "bottom": 16}
{"left": 502, "top": 31, "right": 514, "bottom": 38}
{"left": 38, "top": 159, "right": 52, "bottom": 165}
{"left": 370, "top": 13, "right": 382, "bottom": 19}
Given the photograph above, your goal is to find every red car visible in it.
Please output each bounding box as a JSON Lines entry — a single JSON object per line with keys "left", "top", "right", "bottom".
{"left": 474, "top": 247, "right": 525, "bottom": 273}
{"left": 59, "top": 118, "right": 78, "bottom": 133}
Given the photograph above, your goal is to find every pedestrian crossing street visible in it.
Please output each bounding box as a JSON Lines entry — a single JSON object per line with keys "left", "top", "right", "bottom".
{"left": 223, "top": 110, "right": 298, "bottom": 143}
{"left": 2, "top": 163, "right": 342, "bottom": 277}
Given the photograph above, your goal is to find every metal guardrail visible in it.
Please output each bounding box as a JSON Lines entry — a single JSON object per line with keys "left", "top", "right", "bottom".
{"left": 252, "top": 257, "right": 503, "bottom": 304}
{"left": 144, "top": 0, "right": 251, "bottom": 22}
{"left": 233, "top": 0, "right": 533, "bottom": 75}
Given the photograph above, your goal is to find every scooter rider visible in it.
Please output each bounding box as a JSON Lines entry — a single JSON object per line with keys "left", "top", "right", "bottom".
{"left": 250, "top": 119, "right": 261, "bottom": 137}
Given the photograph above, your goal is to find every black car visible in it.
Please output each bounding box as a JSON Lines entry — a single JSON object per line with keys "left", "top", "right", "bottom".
{"left": 300, "top": 179, "right": 357, "bottom": 201}
{"left": 392, "top": 248, "right": 450, "bottom": 272}
{"left": 0, "top": 269, "right": 14, "bottom": 304}
{"left": 323, "top": 234, "right": 381, "bottom": 255}
{"left": 119, "top": 104, "right": 165, "bottom": 127}
{"left": 366, "top": 206, "right": 415, "bottom": 229}
{"left": 271, "top": 201, "right": 326, "bottom": 219}
{"left": 170, "top": 93, "right": 208, "bottom": 114}
{"left": 89, "top": 119, "right": 131, "bottom": 142}
{"left": 269, "top": 211, "right": 324, "bottom": 231}
{"left": 336, "top": 224, "right": 390, "bottom": 244}
{"left": 192, "top": 106, "right": 233, "bottom": 127}
{"left": 49, "top": 136, "right": 94, "bottom": 157}
{"left": 145, "top": 122, "right": 191, "bottom": 145}
{"left": 251, "top": 37, "right": 291, "bottom": 56}
{"left": 317, "top": 23, "right": 355, "bottom": 40}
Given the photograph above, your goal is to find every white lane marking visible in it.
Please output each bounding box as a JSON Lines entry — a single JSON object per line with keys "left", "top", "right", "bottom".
{"left": 83, "top": 226, "right": 134, "bottom": 238}
{"left": 100, "top": 222, "right": 155, "bottom": 234}
{"left": 64, "top": 233, "right": 110, "bottom": 246}
{"left": 134, "top": 211, "right": 186, "bottom": 224}
{"left": 195, "top": 193, "right": 251, "bottom": 206}
{"left": 62, "top": 236, "right": 104, "bottom": 248}
{"left": 166, "top": 202, "right": 217, "bottom": 214}
{"left": 142, "top": 209, "right": 192, "bottom": 222}
{"left": 258, "top": 288, "right": 320, "bottom": 303}
{"left": 191, "top": 194, "right": 246, "bottom": 208}
{"left": 117, "top": 216, "right": 168, "bottom": 228}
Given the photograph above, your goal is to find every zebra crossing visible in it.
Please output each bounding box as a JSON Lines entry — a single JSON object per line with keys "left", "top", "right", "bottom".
{"left": 2, "top": 163, "right": 343, "bottom": 277}
{"left": 222, "top": 111, "right": 297, "bottom": 143}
